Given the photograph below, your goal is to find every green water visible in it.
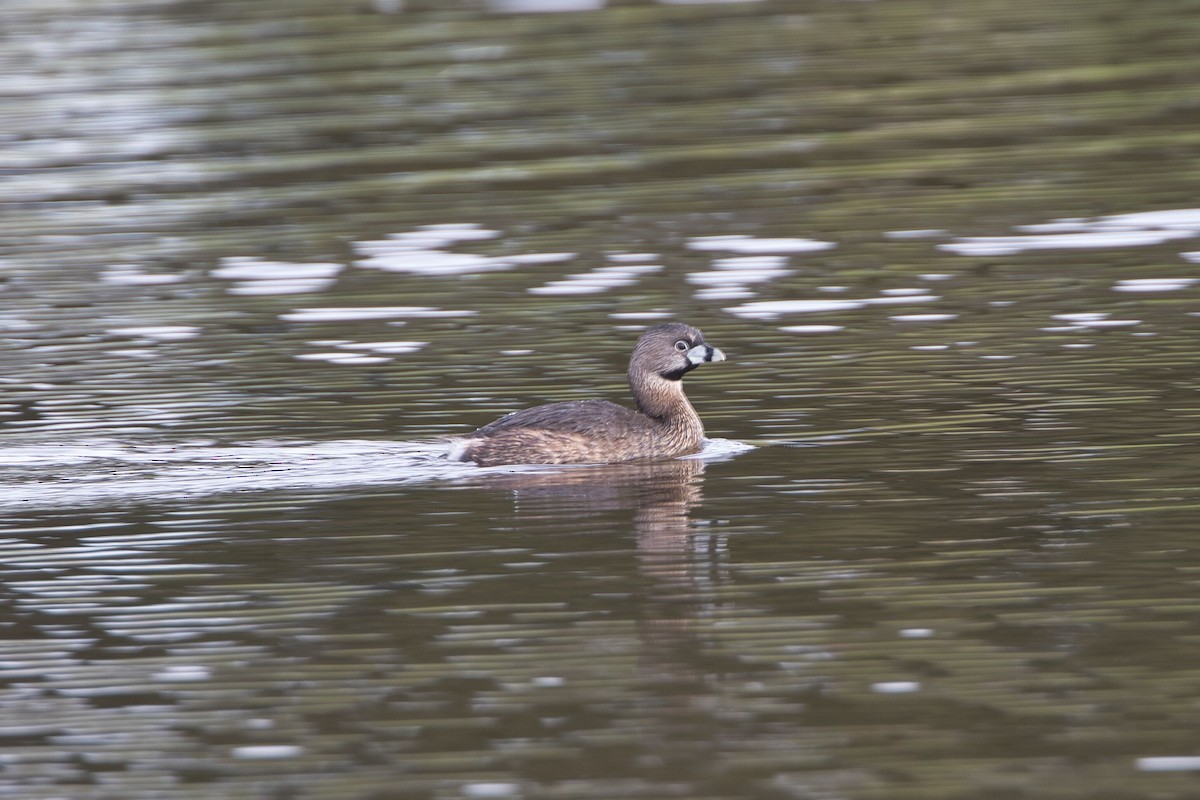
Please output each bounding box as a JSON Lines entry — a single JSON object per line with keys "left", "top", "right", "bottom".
{"left": 2, "top": 0, "right": 1200, "bottom": 798}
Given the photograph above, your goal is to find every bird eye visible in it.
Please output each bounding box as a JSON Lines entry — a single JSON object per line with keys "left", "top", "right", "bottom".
{"left": 674, "top": 340, "right": 690, "bottom": 352}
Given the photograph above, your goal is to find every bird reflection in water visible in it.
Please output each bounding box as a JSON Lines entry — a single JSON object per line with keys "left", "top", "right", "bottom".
{"left": 471, "top": 457, "right": 729, "bottom": 667}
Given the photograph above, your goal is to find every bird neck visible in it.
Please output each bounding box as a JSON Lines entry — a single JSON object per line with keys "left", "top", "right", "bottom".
{"left": 629, "top": 369, "right": 702, "bottom": 433}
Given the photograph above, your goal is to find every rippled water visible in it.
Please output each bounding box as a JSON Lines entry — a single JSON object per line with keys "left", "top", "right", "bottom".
{"left": 4, "top": 0, "right": 1200, "bottom": 797}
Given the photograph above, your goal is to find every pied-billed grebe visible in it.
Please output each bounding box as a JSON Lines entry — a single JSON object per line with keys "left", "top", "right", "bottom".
{"left": 452, "top": 323, "right": 726, "bottom": 466}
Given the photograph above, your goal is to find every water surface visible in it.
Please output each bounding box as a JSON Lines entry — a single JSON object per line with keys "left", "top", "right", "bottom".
{"left": 3, "top": 0, "right": 1200, "bottom": 798}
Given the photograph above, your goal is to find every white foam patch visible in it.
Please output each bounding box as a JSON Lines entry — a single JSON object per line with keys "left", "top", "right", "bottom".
{"left": 354, "top": 228, "right": 576, "bottom": 275}
{"left": 871, "top": 681, "right": 920, "bottom": 694}
{"left": 211, "top": 259, "right": 343, "bottom": 280}
{"left": 1087, "top": 319, "right": 1141, "bottom": 328}
{"left": 463, "top": 784, "right": 521, "bottom": 798}
{"left": 0, "top": 439, "right": 474, "bottom": 511}
{"left": 281, "top": 307, "right": 473, "bottom": 322}
{"left": 295, "top": 338, "right": 428, "bottom": 363}
{"left": 294, "top": 352, "right": 393, "bottom": 365}
{"left": 941, "top": 230, "right": 1196, "bottom": 256}
{"left": 1046, "top": 315, "right": 1141, "bottom": 330}
{"left": 529, "top": 283, "right": 617, "bottom": 296}
{"left": 352, "top": 225, "right": 538, "bottom": 277}
{"left": 899, "top": 628, "right": 934, "bottom": 638}
{"left": 107, "top": 326, "right": 201, "bottom": 341}
{"left": 0, "top": 317, "right": 38, "bottom": 331}
{"left": 1102, "top": 209, "right": 1200, "bottom": 229}
{"left": 1113, "top": 278, "right": 1196, "bottom": 292}
{"left": 336, "top": 341, "right": 428, "bottom": 354}
{"left": 487, "top": 0, "right": 604, "bottom": 10}
{"left": 357, "top": 249, "right": 511, "bottom": 276}
{"left": 605, "top": 264, "right": 663, "bottom": 275}
{"left": 1053, "top": 313, "right": 1109, "bottom": 322}
{"left": 687, "top": 235, "right": 835, "bottom": 254}
{"left": 1136, "top": 757, "right": 1200, "bottom": 772}
{"left": 211, "top": 258, "right": 342, "bottom": 295}
{"left": 688, "top": 255, "right": 792, "bottom": 299}
{"left": 941, "top": 207, "right": 1200, "bottom": 256}
{"left": 153, "top": 665, "right": 211, "bottom": 682}
{"left": 885, "top": 229, "right": 946, "bottom": 240}
{"left": 529, "top": 264, "right": 660, "bottom": 295}
{"left": 716, "top": 255, "right": 789, "bottom": 268}
{"left": 232, "top": 746, "right": 304, "bottom": 760}
{"left": 780, "top": 325, "right": 844, "bottom": 334}
{"left": 609, "top": 311, "right": 672, "bottom": 320}
{"left": 395, "top": 223, "right": 501, "bottom": 244}
{"left": 105, "top": 349, "right": 159, "bottom": 359}
{"left": 101, "top": 265, "right": 185, "bottom": 285}
{"left": 681, "top": 437, "right": 757, "bottom": 461}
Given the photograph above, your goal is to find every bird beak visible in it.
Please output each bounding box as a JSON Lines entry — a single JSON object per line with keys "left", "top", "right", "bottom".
{"left": 687, "top": 344, "right": 726, "bottom": 365}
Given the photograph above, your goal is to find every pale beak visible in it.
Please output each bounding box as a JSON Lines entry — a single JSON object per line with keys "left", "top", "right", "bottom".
{"left": 686, "top": 344, "right": 726, "bottom": 365}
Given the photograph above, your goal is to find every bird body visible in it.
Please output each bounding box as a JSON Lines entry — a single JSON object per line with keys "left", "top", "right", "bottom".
{"left": 452, "top": 323, "right": 725, "bottom": 466}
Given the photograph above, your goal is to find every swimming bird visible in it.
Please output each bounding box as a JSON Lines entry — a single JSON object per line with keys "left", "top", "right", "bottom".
{"left": 451, "top": 323, "right": 725, "bottom": 466}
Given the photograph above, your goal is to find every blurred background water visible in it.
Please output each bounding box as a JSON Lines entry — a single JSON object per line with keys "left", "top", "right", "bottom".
{"left": 3, "top": 0, "right": 1200, "bottom": 797}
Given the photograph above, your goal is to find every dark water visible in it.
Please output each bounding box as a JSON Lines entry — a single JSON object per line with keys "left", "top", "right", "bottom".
{"left": 4, "top": 0, "right": 1200, "bottom": 797}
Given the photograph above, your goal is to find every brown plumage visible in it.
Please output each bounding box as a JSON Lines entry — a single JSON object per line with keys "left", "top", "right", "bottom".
{"left": 451, "top": 323, "right": 726, "bottom": 466}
